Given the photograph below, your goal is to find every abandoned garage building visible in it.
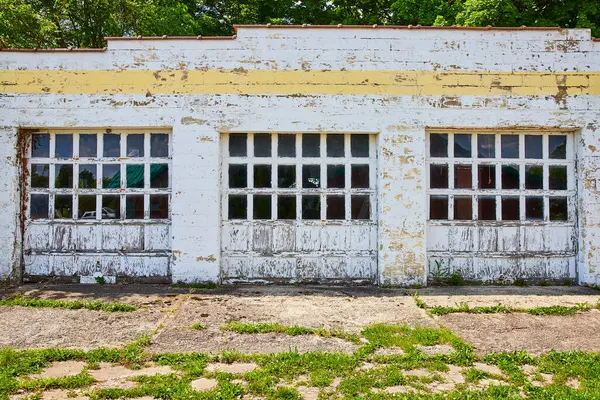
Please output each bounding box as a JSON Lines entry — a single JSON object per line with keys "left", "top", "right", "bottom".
{"left": 0, "top": 25, "right": 599, "bottom": 287}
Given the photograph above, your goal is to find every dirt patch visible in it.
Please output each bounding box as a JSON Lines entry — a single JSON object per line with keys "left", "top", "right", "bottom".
{"left": 32, "top": 361, "right": 86, "bottom": 379}
{"left": 415, "top": 344, "right": 454, "bottom": 356}
{"left": 205, "top": 363, "right": 257, "bottom": 374}
{"left": 89, "top": 363, "right": 175, "bottom": 381}
{"left": 191, "top": 378, "right": 218, "bottom": 391}
{"left": 374, "top": 346, "right": 405, "bottom": 356}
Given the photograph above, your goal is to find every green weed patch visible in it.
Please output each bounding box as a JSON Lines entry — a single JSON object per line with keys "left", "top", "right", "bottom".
{"left": 0, "top": 294, "right": 136, "bottom": 313}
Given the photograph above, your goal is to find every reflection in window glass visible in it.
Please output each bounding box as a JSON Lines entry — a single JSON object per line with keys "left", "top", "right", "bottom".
{"left": 150, "top": 164, "right": 169, "bottom": 188}
{"left": 127, "top": 134, "right": 144, "bottom": 157}
{"left": 278, "top": 165, "right": 296, "bottom": 188}
{"left": 278, "top": 134, "right": 296, "bottom": 157}
{"left": 228, "top": 195, "right": 247, "bottom": 219}
{"left": 30, "top": 194, "right": 49, "bottom": 219}
{"left": 327, "top": 165, "right": 345, "bottom": 188}
{"left": 501, "top": 135, "right": 519, "bottom": 158}
{"left": 525, "top": 135, "right": 542, "bottom": 159}
{"left": 55, "top": 195, "right": 73, "bottom": 219}
{"left": 327, "top": 134, "right": 345, "bottom": 157}
{"left": 351, "top": 195, "right": 370, "bottom": 219}
{"left": 102, "top": 195, "right": 120, "bottom": 219}
{"left": 502, "top": 197, "right": 520, "bottom": 220}
{"left": 430, "top": 134, "right": 448, "bottom": 157}
{"left": 254, "top": 165, "right": 271, "bottom": 188}
{"left": 32, "top": 134, "right": 50, "bottom": 157}
{"left": 151, "top": 133, "right": 169, "bottom": 157}
{"left": 454, "top": 165, "right": 472, "bottom": 189}
{"left": 278, "top": 195, "right": 296, "bottom": 219}
{"left": 253, "top": 195, "right": 271, "bottom": 220}
{"left": 351, "top": 134, "right": 369, "bottom": 157}
{"left": 478, "top": 196, "right": 496, "bottom": 220}
{"left": 150, "top": 195, "right": 169, "bottom": 219}
{"left": 254, "top": 133, "right": 271, "bottom": 157}
{"left": 351, "top": 165, "right": 369, "bottom": 188}
{"left": 102, "top": 164, "right": 121, "bottom": 188}
{"left": 549, "top": 166, "right": 567, "bottom": 190}
{"left": 478, "top": 165, "right": 496, "bottom": 189}
{"left": 126, "top": 195, "right": 144, "bottom": 219}
{"left": 302, "top": 134, "right": 320, "bottom": 157}
{"left": 430, "top": 164, "right": 448, "bottom": 189}
{"left": 31, "top": 164, "right": 49, "bottom": 188}
{"left": 501, "top": 165, "right": 519, "bottom": 189}
{"left": 78, "top": 195, "right": 96, "bottom": 219}
{"left": 79, "top": 134, "right": 97, "bottom": 157}
{"left": 229, "top": 133, "right": 247, "bottom": 157}
{"left": 103, "top": 134, "right": 121, "bottom": 157}
{"left": 454, "top": 196, "right": 472, "bottom": 220}
{"left": 126, "top": 164, "right": 145, "bottom": 188}
{"left": 302, "top": 195, "right": 320, "bottom": 219}
{"left": 477, "top": 134, "right": 495, "bottom": 158}
{"left": 229, "top": 164, "right": 247, "bottom": 188}
{"left": 55, "top": 134, "right": 73, "bottom": 158}
{"left": 55, "top": 164, "right": 73, "bottom": 188}
{"left": 302, "top": 165, "right": 320, "bottom": 188}
{"left": 327, "top": 195, "right": 345, "bottom": 219}
{"left": 79, "top": 164, "right": 97, "bottom": 189}
{"left": 550, "top": 197, "right": 568, "bottom": 221}
{"left": 526, "top": 196, "right": 544, "bottom": 220}
{"left": 429, "top": 196, "right": 448, "bottom": 220}
{"left": 454, "top": 134, "right": 471, "bottom": 158}
{"left": 549, "top": 135, "right": 567, "bottom": 159}
{"left": 525, "top": 165, "right": 543, "bottom": 189}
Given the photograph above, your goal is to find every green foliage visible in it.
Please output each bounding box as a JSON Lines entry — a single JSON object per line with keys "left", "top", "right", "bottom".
{"left": 190, "top": 322, "right": 206, "bottom": 330}
{"left": 0, "top": 294, "right": 136, "bottom": 312}
{"left": 171, "top": 281, "right": 218, "bottom": 289}
{"left": 428, "top": 302, "right": 595, "bottom": 316}
{"left": 221, "top": 321, "right": 361, "bottom": 343}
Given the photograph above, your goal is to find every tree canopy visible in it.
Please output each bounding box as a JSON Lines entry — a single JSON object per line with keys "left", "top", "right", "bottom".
{"left": 1, "top": 0, "right": 598, "bottom": 48}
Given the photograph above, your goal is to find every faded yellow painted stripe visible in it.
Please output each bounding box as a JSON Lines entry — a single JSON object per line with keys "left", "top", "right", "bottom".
{"left": 1, "top": 70, "right": 600, "bottom": 96}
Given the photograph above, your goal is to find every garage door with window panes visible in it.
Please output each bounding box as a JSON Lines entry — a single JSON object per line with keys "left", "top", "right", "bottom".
{"left": 426, "top": 131, "right": 577, "bottom": 281}
{"left": 221, "top": 132, "right": 378, "bottom": 283}
{"left": 24, "top": 131, "right": 172, "bottom": 279}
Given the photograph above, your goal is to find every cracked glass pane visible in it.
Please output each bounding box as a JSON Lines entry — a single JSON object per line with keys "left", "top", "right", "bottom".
{"left": 302, "top": 165, "right": 320, "bottom": 188}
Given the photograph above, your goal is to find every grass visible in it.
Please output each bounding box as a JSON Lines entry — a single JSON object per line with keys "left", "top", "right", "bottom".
{"left": 0, "top": 294, "right": 136, "bottom": 313}
{"left": 189, "top": 322, "right": 206, "bottom": 330}
{"left": 221, "top": 321, "right": 362, "bottom": 344}
{"left": 171, "top": 282, "right": 218, "bottom": 289}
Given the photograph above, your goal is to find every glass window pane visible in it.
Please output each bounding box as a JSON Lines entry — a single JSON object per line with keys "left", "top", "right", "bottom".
{"left": 525, "top": 165, "right": 543, "bottom": 189}
{"left": 550, "top": 197, "right": 568, "bottom": 221}
{"left": 351, "top": 165, "right": 369, "bottom": 188}
{"left": 477, "top": 134, "right": 495, "bottom": 158}
{"left": 79, "top": 134, "right": 97, "bottom": 157}
{"left": 102, "top": 195, "right": 120, "bottom": 219}
{"left": 151, "top": 133, "right": 169, "bottom": 157}
{"left": 229, "top": 164, "right": 247, "bottom": 188}
{"left": 278, "top": 165, "right": 296, "bottom": 188}
{"left": 302, "top": 195, "right": 320, "bottom": 219}
{"left": 102, "top": 164, "right": 121, "bottom": 188}
{"left": 351, "top": 195, "right": 370, "bottom": 220}
{"left": 253, "top": 195, "right": 271, "bottom": 220}
{"left": 150, "top": 195, "right": 169, "bottom": 219}
{"left": 549, "top": 135, "right": 567, "bottom": 159}
{"left": 55, "top": 134, "right": 73, "bottom": 158}
{"left": 31, "top": 164, "right": 49, "bottom": 188}
{"left": 327, "top": 134, "right": 345, "bottom": 157}
{"left": 501, "top": 165, "right": 520, "bottom": 189}
{"left": 454, "top": 165, "right": 472, "bottom": 189}
{"left": 30, "top": 194, "right": 49, "bottom": 219}
{"left": 478, "top": 196, "right": 496, "bottom": 220}
{"left": 278, "top": 134, "right": 296, "bottom": 157}
{"left": 549, "top": 166, "right": 567, "bottom": 190}
{"left": 302, "top": 165, "right": 320, "bottom": 188}
{"left": 454, "top": 134, "right": 471, "bottom": 158}
{"left": 327, "top": 195, "right": 345, "bottom": 219}
{"left": 526, "top": 196, "right": 544, "bottom": 220}
{"left": 229, "top": 133, "right": 247, "bottom": 157}
{"left": 502, "top": 197, "right": 520, "bottom": 220}
{"left": 327, "top": 165, "right": 345, "bottom": 188}
{"left": 254, "top": 165, "right": 271, "bottom": 188}
{"left": 278, "top": 195, "right": 296, "bottom": 219}
{"left": 228, "top": 195, "right": 247, "bottom": 219}
{"left": 429, "top": 196, "right": 448, "bottom": 220}
{"left": 254, "top": 133, "right": 272, "bottom": 157}
{"left": 150, "top": 164, "right": 169, "bottom": 188}
{"left": 55, "top": 164, "right": 73, "bottom": 188}
{"left": 55, "top": 195, "right": 73, "bottom": 219}
{"left": 127, "top": 134, "right": 144, "bottom": 157}
{"left": 430, "top": 134, "right": 448, "bottom": 157}
{"left": 31, "top": 134, "right": 50, "bottom": 157}
{"left": 302, "top": 134, "right": 320, "bottom": 157}
{"left": 79, "top": 164, "right": 97, "bottom": 189}
{"left": 454, "top": 196, "right": 472, "bottom": 220}
{"left": 478, "top": 165, "right": 496, "bottom": 189}
{"left": 126, "top": 164, "right": 145, "bottom": 188}
{"left": 126, "top": 195, "right": 144, "bottom": 219}
{"left": 78, "top": 195, "right": 96, "bottom": 219}
{"left": 103, "top": 134, "right": 121, "bottom": 157}
{"left": 501, "top": 135, "right": 519, "bottom": 158}
{"left": 525, "top": 135, "right": 542, "bottom": 159}
{"left": 430, "top": 164, "right": 448, "bottom": 189}
{"left": 351, "top": 134, "right": 369, "bottom": 157}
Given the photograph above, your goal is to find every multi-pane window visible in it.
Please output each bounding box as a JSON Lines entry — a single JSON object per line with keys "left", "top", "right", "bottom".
{"left": 427, "top": 132, "right": 573, "bottom": 222}
{"left": 223, "top": 133, "right": 376, "bottom": 222}
{"left": 28, "top": 131, "right": 171, "bottom": 221}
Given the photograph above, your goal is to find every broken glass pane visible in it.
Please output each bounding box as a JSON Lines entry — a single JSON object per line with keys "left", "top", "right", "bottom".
{"left": 103, "top": 134, "right": 121, "bottom": 157}
{"left": 501, "top": 165, "right": 519, "bottom": 189}
{"left": 150, "top": 164, "right": 169, "bottom": 188}
{"left": 278, "top": 195, "right": 296, "bottom": 219}
{"left": 254, "top": 165, "right": 271, "bottom": 188}
{"left": 31, "top": 134, "right": 50, "bottom": 157}
{"left": 549, "top": 166, "right": 567, "bottom": 190}
{"left": 228, "top": 195, "right": 247, "bottom": 219}
{"left": 126, "top": 164, "right": 145, "bottom": 188}
{"left": 327, "top": 134, "right": 345, "bottom": 157}
{"left": 429, "top": 196, "right": 448, "bottom": 220}
{"left": 31, "top": 164, "right": 49, "bottom": 188}
{"left": 102, "top": 164, "right": 121, "bottom": 188}
{"left": 302, "top": 195, "right": 320, "bottom": 219}
{"left": 278, "top": 134, "right": 296, "bottom": 157}
{"left": 150, "top": 195, "right": 169, "bottom": 219}
{"left": 550, "top": 197, "right": 568, "bottom": 221}
{"left": 351, "top": 195, "right": 370, "bottom": 220}
{"left": 327, "top": 195, "right": 345, "bottom": 219}
{"left": 454, "top": 165, "right": 472, "bottom": 189}
{"left": 454, "top": 134, "right": 471, "bottom": 158}
{"left": 302, "top": 165, "right": 320, "bottom": 188}
{"left": 549, "top": 135, "right": 567, "bottom": 159}
{"left": 254, "top": 195, "right": 272, "bottom": 220}
{"left": 78, "top": 195, "right": 97, "bottom": 219}
{"left": 127, "top": 134, "right": 144, "bottom": 157}
{"left": 30, "top": 194, "right": 49, "bottom": 219}
{"left": 430, "top": 134, "right": 448, "bottom": 157}
{"left": 126, "top": 195, "right": 144, "bottom": 219}
{"left": 526, "top": 196, "right": 544, "bottom": 220}
{"left": 351, "top": 165, "right": 369, "bottom": 188}
{"left": 79, "top": 134, "right": 97, "bottom": 157}
{"left": 278, "top": 165, "right": 296, "bottom": 188}
{"left": 501, "top": 135, "right": 519, "bottom": 159}
{"left": 477, "top": 134, "right": 495, "bottom": 158}
{"left": 55, "top": 134, "right": 73, "bottom": 158}
{"left": 478, "top": 196, "right": 496, "bottom": 220}
{"left": 229, "top": 164, "right": 247, "bottom": 188}
{"left": 525, "top": 135, "right": 542, "bottom": 159}
{"left": 254, "top": 133, "right": 272, "bottom": 157}
{"left": 430, "top": 164, "right": 448, "bottom": 189}
{"left": 502, "top": 197, "right": 520, "bottom": 220}
{"left": 302, "top": 134, "right": 320, "bottom": 157}
{"left": 55, "top": 164, "right": 73, "bottom": 188}
{"left": 478, "top": 165, "right": 496, "bottom": 189}
{"left": 525, "top": 165, "right": 543, "bottom": 189}
{"left": 327, "top": 165, "right": 345, "bottom": 188}
{"left": 351, "top": 134, "right": 369, "bottom": 157}
{"left": 454, "top": 196, "right": 472, "bottom": 220}
{"left": 54, "top": 195, "right": 73, "bottom": 219}
{"left": 102, "top": 195, "right": 120, "bottom": 219}
{"left": 151, "top": 133, "right": 169, "bottom": 157}
{"left": 79, "top": 164, "right": 97, "bottom": 189}
{"left": 229, "top": 133, "right": 247, "bottom": 157}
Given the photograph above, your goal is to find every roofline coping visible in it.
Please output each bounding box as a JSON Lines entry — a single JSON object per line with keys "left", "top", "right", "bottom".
{"left": 233, "top": 24, "right": 573, "bottom": 32}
